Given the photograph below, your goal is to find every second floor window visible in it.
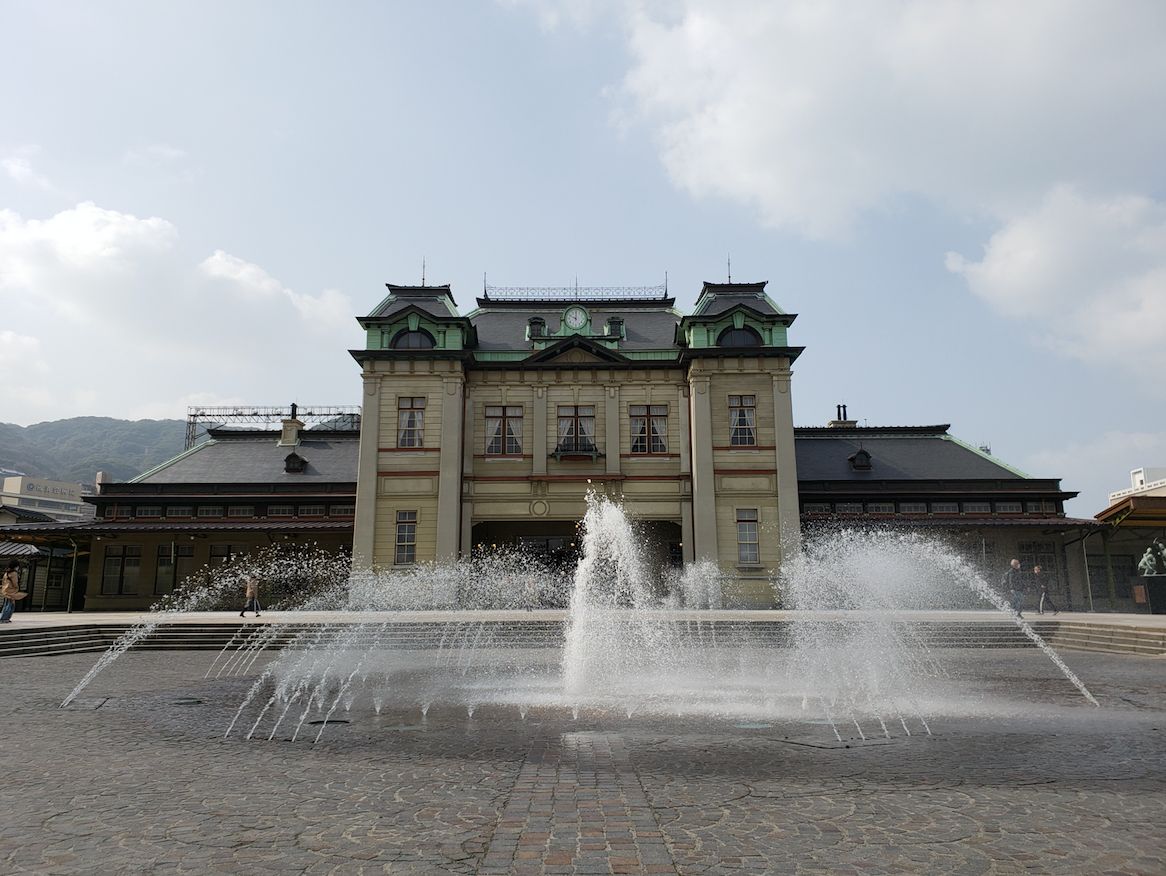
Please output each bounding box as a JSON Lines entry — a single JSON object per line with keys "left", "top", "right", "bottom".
{"left": 729, "top": 395, "right": 756, "bottom": 446}
{"left": 557, "top": 405, "right": 596, "bottom": 453}
{"left": 630, "top": 405, "right": 668, "bottom": 454}
{"left": 398, "top": 397, "right": 425, "bottom": 447}
{"left": 485, "top": 406, "right": 523, "bottom": 455}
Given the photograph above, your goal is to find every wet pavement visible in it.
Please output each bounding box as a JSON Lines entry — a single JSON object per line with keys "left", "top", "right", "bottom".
{"left": 2, "top": 648, "right": 1165, "bottom": 875}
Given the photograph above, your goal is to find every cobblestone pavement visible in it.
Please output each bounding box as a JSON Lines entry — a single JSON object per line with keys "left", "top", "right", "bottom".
{"left": 2, "top": 649, "right": 1164, "bottom": 875}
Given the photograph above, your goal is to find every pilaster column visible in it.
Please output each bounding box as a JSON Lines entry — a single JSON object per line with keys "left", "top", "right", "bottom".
{"left": 605, "top": 385, "right": 621, "bottom": 476}
{"left": 460, "top": 387, "right": 475, "bottom": 557}
{"left": 688, "top": 371, "right": 718, "bottom": 562}
{"left": 436, "top": 373, "right": 465, "bottom": 561}
{"left": 533, "top": 384, "right": 548, "bottom": 476}
{"left": 353, "top": 367, "right": 381, "bottom": 570}
{"left": 771, "top": 368, "right": 801, "bottom": 554}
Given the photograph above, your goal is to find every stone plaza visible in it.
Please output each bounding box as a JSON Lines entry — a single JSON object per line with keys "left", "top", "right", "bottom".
{"left": 2, "top": 642, "right": 1164, "bottom": 875}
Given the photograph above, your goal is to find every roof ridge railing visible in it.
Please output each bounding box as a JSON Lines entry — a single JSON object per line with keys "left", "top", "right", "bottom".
{"left": 483, "top": 283, "right": 669, "bottom": 301}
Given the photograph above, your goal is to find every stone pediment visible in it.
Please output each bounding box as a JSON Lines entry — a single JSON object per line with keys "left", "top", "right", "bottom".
{"left": 524, "top": 335, "right": 630, "bottom": 365}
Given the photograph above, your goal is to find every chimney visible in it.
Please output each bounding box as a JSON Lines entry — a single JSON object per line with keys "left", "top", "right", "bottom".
{"left": 279, "top": 404, "right": 305, "bottom": 447}
{"left": 828, "top": 404, "right": 858, "bottom": 428}
{"left": 94, "top": 471, "right": 114, "bottom": 495}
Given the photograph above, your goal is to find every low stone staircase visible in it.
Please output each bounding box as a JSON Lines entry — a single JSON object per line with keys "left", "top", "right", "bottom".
{"left": 1043, "top": 620, "right": 1166, "bottom": 656}
{"left": 4, "top": 616, "right": 1158, "bottom": 659}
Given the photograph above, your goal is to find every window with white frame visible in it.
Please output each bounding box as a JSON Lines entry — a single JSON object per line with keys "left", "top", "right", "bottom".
{"left": 227, "top": 506, "right": 254, "bottom": 517}
{"left": 166, "top": 506, "right": 193, "bottom": 518}
{"left": 267, "top": 505, "right": 294, "bottom": 517}
{"left": 900, "top": 502, "right": 927, "bottom": 514}
{"left": 630, "top": 405, "right": 668, "bottom": 454}
{"left": 329, "top": 504, "right": 355, "bottom": 516}
{"left": 395, "top": 511, "right": 417, "bottom": 564}
{"left": 485, "top": 406, "right": 523, "bottom": 455}
{"left": 728, "top": 395, "right": 756, "bottom": 446}
{"left": 298, "top": 505, "right": 326, "bottom": 516}
{"left": 868, "top": 502, "right": 895, "bottom": 513}
{"left": 736, "top": 509, "right": 760, "bottom": 564}
{"left": 135, "top": 506, "right": 162, "bottom": 518}
{"left": 964, "top": 502, "right": 990, "bottom": 514}
{"left": 932, "top": 502, "right": 958, "bottom": 514}
{"left": 398, "top": 397, "right": 426, "bottom": 447}
{"left": 197, "top": 506, "right": 223, "bottom": 518}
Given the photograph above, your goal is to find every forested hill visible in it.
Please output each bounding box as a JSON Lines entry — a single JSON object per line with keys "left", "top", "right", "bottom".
{"left": 0, "top": 417, "right": 186, "bottom": 485}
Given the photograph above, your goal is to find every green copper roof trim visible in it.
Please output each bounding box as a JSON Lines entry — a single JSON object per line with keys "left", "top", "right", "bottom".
{"left": 943, "top": 434, "right": 1032, "bottom": 479}
{"left": 128, "top": 440, "right": 218, "bottom": 484}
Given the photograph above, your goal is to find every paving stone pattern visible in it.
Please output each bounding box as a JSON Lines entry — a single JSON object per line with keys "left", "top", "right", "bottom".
{"left": 1, "top": 650, "right": 1165, "bottom": 874}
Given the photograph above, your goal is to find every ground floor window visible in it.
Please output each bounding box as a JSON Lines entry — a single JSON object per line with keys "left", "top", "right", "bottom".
{"left": 102, "top": 545, "right": 141, "bottom": 595}
{"left": 396, "top": 511, "right": 418, "bottom": 564}
{"left": 210, "top": 544, "right": 246, "bottom": 566}
{"left": 155, "top": 544, "right": 196, "bottom": 595}
{"left": 737, "top": 509, "right": 760, "bottom": 564}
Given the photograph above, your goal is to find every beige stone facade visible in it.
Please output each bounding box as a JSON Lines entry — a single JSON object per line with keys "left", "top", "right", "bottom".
{"left": 350, "top": 281, "right": 803, "bottom": 607}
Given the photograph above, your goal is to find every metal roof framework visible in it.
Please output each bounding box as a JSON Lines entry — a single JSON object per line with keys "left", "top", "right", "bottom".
{"left": 185, "top": 405, "right": 361, "bottom": 450}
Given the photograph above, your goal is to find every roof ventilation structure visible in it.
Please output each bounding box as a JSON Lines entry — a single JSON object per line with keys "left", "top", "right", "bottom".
{"left": 848, "top": 448, "right": 872, "bottom": 471}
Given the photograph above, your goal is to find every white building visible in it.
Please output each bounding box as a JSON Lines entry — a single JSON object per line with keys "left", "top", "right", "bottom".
{"left": 1, "top": 476, "right": 95, "bottom": 523}
{"left": 1108, "top": 468, "right": 1166, "bottom": 506}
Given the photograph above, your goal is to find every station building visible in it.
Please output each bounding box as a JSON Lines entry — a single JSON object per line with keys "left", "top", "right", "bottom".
{"left": 351, "top": 281, "right": 802, "bottom": 607}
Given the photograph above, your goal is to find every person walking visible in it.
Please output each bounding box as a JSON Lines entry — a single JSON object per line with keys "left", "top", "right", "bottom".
{"left": 1001, "top": 558, "right": 1026, "bottom": 616}
{"left": 1, "top": 561, "right": 26, "bottom": 623}
{"left": 1035, "top": 565, "right": 1060, "bottom": 615}
{"left": 240, "top": 575, "right": 261, "bottom": 618}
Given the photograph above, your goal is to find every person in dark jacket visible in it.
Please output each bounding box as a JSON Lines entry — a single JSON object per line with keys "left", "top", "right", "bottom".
{"left": 1001, "top": 558, "right": 1026, "bottom": 616}
{"left": 1035, "top": 565, "right": 1060, "bottom": 615}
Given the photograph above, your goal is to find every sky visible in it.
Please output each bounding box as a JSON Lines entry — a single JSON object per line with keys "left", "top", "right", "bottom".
{"left": 1, "top": 0, "right": 1165, "bottom": 517}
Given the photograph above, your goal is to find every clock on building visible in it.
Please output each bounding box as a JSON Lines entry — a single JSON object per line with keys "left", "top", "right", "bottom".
{"left": 564, "top": 306, "right": 588, "bottom": 330}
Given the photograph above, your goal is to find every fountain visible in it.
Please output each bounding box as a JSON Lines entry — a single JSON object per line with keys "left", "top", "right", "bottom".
{"left": 66, "top": 495, "right": 1098, "bottom": 739}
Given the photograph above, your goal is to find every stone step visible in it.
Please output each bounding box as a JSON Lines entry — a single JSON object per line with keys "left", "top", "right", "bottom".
{"left": 0, "top": 618, "right": 1128, "bottom": 658}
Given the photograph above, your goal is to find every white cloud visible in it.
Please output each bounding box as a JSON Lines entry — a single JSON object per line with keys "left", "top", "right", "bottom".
{"left": 122, "top": 145, "right": 187, "bottom": 166}
{"left": 946, "top": 186, "right": 1166, "bottom": 376}
{"left": 1027, "top": 431, "right": 1166, "bottom": 518}
{"left": 0, "top": 203, "right": 363, "bottom": 425}
{"left": 511, "top": 1, "right": 1166, "bottom": 381}
{"left": 606, "top": 0, "right": 1166, "bottom": 237}
{"left": 1, "top": 146, "right": 53, "bottom": 190}
{"left": 0, "top": 201, "right": 178, "bottom": 324}
{"left": 200, "top": 250, "right": 354, "bottom": 329}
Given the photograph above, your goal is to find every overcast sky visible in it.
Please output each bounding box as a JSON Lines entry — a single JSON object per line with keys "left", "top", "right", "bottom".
{"left": 2, "top": 0, "right": 1164, "bottom": 516}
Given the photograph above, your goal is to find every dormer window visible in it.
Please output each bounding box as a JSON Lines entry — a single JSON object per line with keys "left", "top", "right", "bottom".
{"left": 391, "top": 330, "right": 435, "bottom": 349}
{"left": 606, "top": 316, "right": 624, "bottom": 339}
{"left": 284, "top": 452, "right": 307, "bottom": 473}
{"left": 717, "top": 327, "right": 762, "bottom": 347}
{"left": 848, "top": 449, "right": 872, "bottom": 471}
{"left": 528, "top": 317, "right": 546, "bottom": 338}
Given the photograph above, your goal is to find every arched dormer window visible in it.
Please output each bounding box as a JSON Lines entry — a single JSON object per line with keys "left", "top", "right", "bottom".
{"left": 392, "top": 329, "right": 435, "bottom": 349}
{"left": 848, "top": 449, "right": 872, "bottom": 471}
{"left": 717, "top": 327, "right": 762, "bottom": 347}
{"left": 284, "top": 452, "right": 307, "bottom": 473}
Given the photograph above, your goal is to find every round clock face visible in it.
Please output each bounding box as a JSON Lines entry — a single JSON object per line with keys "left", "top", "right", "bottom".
{"left": 565, "top": 307, "right": 587, "bottom": 329}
